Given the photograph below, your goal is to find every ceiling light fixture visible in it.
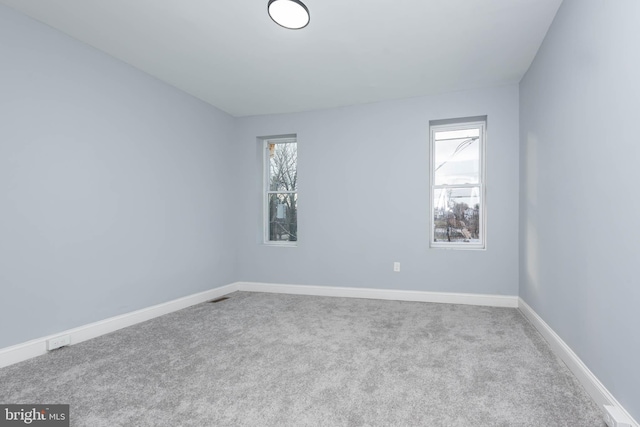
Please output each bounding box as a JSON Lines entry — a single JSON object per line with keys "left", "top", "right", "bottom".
{"left": 268, "top": 0, "right": 310, "bottom": 30}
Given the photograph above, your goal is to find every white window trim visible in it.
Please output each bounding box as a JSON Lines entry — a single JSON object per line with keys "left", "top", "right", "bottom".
{"left": 429, "top": 120, "right": 487, "bottom": 250}
{"left": 263, "top": 137, "right": 298, "bottom": 246}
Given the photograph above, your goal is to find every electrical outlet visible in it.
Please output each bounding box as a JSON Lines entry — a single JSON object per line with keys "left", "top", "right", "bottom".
{"left": 393, "top": 262, "right": 400, "bottom": 272}
{"left": 604, "top": 405, "right": 633, "bottom": 427}
{"left": 47, "top": 335, "right": 71, "bottom": 351}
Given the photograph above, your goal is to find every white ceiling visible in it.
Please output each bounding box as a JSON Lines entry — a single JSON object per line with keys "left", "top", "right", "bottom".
{"left": 0, "top": 0, "right": 562, "bottom": 117}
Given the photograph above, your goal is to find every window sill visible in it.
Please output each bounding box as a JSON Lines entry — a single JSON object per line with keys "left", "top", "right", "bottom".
{"left": 263, "top": 242, "right": 298, "bottom": 248}
{"left": 430, "top": 244, "right": 486, "bottom": 251}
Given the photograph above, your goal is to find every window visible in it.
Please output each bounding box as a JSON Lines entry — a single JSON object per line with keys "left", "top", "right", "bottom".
{"left": 264, "top": 137, "right": 297, "bottom": 244}
{"left": 430, "top": 119, "right": 486, "bottom": 249}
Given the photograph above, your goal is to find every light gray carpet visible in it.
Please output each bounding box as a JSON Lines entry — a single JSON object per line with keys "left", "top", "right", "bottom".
{"left": 0, "top": 292, "right": 604, "bottom": 426}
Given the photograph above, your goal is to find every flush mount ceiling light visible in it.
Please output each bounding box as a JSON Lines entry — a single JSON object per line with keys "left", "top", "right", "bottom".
{"left": 268, "top": 0, "right": 310, "bottom": 30}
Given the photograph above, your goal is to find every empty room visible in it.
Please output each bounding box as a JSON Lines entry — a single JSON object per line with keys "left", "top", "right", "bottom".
{"left": 0, "top": 0, "right": 638, "bottom": 426}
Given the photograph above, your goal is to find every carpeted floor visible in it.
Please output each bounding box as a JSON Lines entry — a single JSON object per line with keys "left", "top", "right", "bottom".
{"left": 0, "top": 292, "right": 605, "bottom": 426}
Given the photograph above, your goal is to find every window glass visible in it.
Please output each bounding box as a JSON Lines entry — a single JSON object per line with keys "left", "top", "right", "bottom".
{"left": 265, "top": 139, "right": 297, "bottom": 244}
{"left": 430, "top": 121, "right": 485, "bottom": 249}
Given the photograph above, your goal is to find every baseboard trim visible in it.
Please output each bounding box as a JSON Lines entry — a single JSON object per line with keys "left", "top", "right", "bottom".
{"left": 0, "top": 282, "right": 515, "bottom": 369}
{"left": 0, "top": 283, "right": 239, "bottom": 369}
{"left": 236, "top": 282, "right": 519, "bottom": 308}
{"left": 2, "top": 282, "right": 634, "bottom": 424}
{"left": 518, "top": 298, "right": 638, "bottom": 427}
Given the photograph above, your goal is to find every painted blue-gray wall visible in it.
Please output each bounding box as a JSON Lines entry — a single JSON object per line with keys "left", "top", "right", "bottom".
{"left": 519, "top": 0, "right": 640, "bottom": 420}
{"left": 0, "top": 4, "right": 237, "bottom": 349}
{"left": 235, "top": 85, "right": 520, "bottom": 295}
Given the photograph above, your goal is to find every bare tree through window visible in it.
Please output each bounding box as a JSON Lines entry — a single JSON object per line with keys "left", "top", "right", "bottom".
{"left": 430, "top": 120, "right": 486, "bottom": 249}
{"left": 266, "top": 139, "right": 297, "bottom": 243}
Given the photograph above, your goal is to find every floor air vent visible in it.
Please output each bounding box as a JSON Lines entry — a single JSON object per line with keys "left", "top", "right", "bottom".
{"left": 208, "top": 296, "right": 230, "bottom": 303}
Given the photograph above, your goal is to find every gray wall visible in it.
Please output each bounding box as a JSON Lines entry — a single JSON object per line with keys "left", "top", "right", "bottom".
{"left": 519, "top": 0, "right": 640, "bottom": 420}
{"left": 6, "top": 3, "right": 636, "bottom": 420}
{"left": 0, "top": 5, "right": 237, "bottom": 349}
{"left": 235, "top": 85, "right": 520, "bottom": 295}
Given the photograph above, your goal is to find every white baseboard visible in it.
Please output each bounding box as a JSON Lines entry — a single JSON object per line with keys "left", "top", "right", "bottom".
{"left": 236, "top": 282, "right": 519, "bottom": 308}
{"left": 518, "top": 298, "right": 638, "bottom": 427}
{"left": 2, "top": 282, "right": 634, "bottom": 424}
{"left": 0, "top": 282, "right": 515, "bottom": 369}
{"left": 0, "top": 283, "right": 239, "bottom": 369}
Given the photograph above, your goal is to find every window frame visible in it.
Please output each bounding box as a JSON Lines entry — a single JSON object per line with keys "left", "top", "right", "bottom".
{"left": 429, "top": 119, "right": 487, "bottom": 250}
{"left": 263, "top": 137, "right": 298, "bottom": 246}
